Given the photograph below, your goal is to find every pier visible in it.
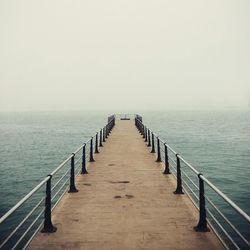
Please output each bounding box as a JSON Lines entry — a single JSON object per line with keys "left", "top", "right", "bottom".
{"left": 0, "top": 114, "right": 249, "bottom": 249}
{"left": 28, "top": 120, "right": 222, "bottom": 249}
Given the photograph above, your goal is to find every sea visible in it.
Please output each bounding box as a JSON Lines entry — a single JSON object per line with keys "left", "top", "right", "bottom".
{"left": 0, "top": 110, "right": 249, "bottom": 247}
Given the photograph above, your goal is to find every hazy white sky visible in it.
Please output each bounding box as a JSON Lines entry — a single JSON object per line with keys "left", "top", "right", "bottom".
{"left": 0, "top": 0, "right": 249, "bottom": 112}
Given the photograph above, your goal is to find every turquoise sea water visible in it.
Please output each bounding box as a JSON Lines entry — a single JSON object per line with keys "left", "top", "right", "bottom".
{"left": 143, "top": 110, "right": 250, "bottom": 215}
{"left": 0, "top": 110, "right": 249, "bottom": 247}
{"left": 0, "top": 111, "right": 107, "bottom": 217}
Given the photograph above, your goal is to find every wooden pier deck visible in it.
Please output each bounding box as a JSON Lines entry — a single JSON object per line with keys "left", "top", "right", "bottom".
{"left": 28, "top": 120, "right": 223, "bottom": 250}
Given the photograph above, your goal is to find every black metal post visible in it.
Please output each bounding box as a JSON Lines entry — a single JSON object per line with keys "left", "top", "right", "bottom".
{"left": 112, "top": 119, "right": 114, "bottom": 129}
{"left": 174, "top": 154, "right": 184, "bottom": 194}
{"left": 103, "top": 128, "right": 106, "bottom": 142}
{"left": 194, "top": 174, "right": 209, "bottom": 232}
{"left": 111, "top": 119, "right": 113, "bottom": 132}
{"left": 147, "top": 130, "right": 151, "bottom": 147}
{"left": 95, "top": 133, "right": 99, "bottom": 153}
{"left": 105, "top": 125, "right": 108, "bottom": 139}
{"left": 145, "top": 127, "right": 148, "bottom": 142}
{"left": 69, "top": 153, "right": 78, "bottom": 193}
{"left": 140, "top": 123, "right": 143, "bottom": 134}
{"left": 107, "top": 123, "right": 110, "bottom": 136}
{"left": 89, "top": 137, "right": 95, "bottom": 162}
{"left": 139, "top": 121, "right": 143, "bottom": 134}
{"left": 109, "top": 122, "right": 111, "bottom": 135}
{"left": 136, "top": 119, "right": 139, "bottom": 132}
{"left": 99, "top": 129, "right": 103, "bottom": 147}
{"left": 41, "top": 175, "right": 57, "bottom": 233}
{"left": 81, "top": 144, "right": 88, "bottom": 174}
{"left": 151, "top": 133, "right": 155, "bottom": 153}
{"left": 142, "top": 125, "right": 145, "bottom": 138}
{"left": 163, "top": 143, "right": 170, "bottom": 174}
{"left": 156, "top": 137, "right": 161, "bottom": 162}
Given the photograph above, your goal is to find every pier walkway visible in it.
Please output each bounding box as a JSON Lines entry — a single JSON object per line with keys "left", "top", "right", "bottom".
{"left": 28, "top": 120, "right": 223, "bottom": 249}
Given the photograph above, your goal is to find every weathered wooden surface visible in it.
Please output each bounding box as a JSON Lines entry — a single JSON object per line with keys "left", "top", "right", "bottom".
{"left": 28, "top": 120, "right": 223, "bottom": 250}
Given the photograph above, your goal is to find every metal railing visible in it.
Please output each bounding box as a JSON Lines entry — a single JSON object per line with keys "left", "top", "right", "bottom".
{"left": 115, "top": 113, "right": 136, "bottom": 120}
{"left": 135, "top": 116, "right": 250, "bottom": 250}
{"left": 1, "top": 113, "right": 249, "bottom": 249}
{"left": 0, "top": 115, "right": 115, "bottom": 250}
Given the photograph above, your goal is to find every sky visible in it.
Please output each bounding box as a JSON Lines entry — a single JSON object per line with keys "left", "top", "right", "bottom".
{"left": 0, "top": 0, "right": 249, "bottom": 112}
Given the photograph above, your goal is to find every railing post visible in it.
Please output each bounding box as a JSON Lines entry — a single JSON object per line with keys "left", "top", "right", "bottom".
{"left": 105, "top": 125, "right": 108, "bottom": 139}
{"left": 140, "top": 123, "right": 143, "bottom": 134}
{"left": 163, "top": 143, "right": 170, "bottom": 174}
{"left": 142, "top": 125, "right": 145, "bottom": 138}
{"left": 89, "top": 137, "right": 95, "bottom": 162}
{"left": 99, "top": 129, "right": 103, "bottom": 147}
{"left": 174, "top": 154, "right": 184, "bottom": 194}
{"left": 145, "top": 127, "right": 148, "bottom": 142}
{"left": 138, "top": 121, "right": 142, "bottom": 135}
{"left": 69, "top": 153, "right": 78, "bottom": 193}
{"left": 103, "top": 128, "right": 106, "bottom": 142}
{"left": 110, "top": 120, "right": 113, "bottom": 133}
{"left": 95, "top": 132, "right": 99, "bottom": 153}
{"left": 111, "top": 119, "right": 113, "bottom": 132}
{"left": 110, "top": 121, "right": 112, "bottom": 133}
{"left": 81, "top": 144, "right": 88, "bottom": 174}
{"left": 156, "top": 137, "right": 161, "bottom": 162}
{"left": 194, "top": 174, "right": 209, "bottom": 232}
{"left": 151, "top": 133, "right": 155, "bottom": 153}
{"left": 107, "top": 123, "right": 109, "bottom": 135}
{"left": 41, "top": 175, "right": 57, "bottom": 233}
{"left": 147, "top": 130, "right": 151, "bottom": 147}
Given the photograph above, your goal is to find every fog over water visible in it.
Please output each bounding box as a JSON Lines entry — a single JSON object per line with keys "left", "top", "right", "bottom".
{"left": 0, "top": 0, "right": 249, "bottom": 112}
